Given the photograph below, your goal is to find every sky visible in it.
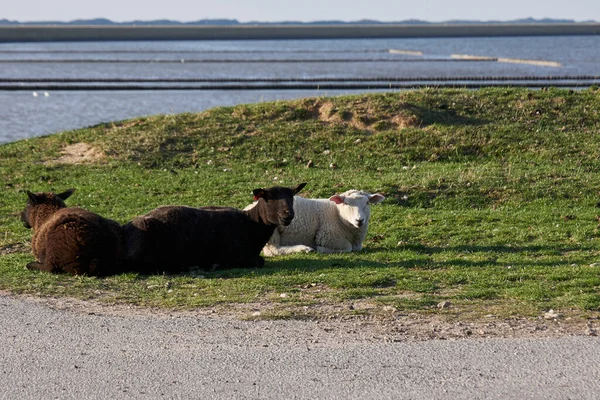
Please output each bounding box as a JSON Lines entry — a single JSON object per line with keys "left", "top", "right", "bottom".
{"left": 3, "top": 0, "right": 599, "bottom": 23}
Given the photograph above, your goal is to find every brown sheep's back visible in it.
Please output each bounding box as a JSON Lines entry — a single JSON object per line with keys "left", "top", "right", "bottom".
{"left": 33, "top": 208, "right": 124, "bottom": 276}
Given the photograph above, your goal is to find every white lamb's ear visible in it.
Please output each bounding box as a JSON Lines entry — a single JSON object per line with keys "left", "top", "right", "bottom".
{"left": 368, "top": 193, "right": 385, "bottom": 204}
{"left": 329, "top": 195, "right": 345, "bottom": 205}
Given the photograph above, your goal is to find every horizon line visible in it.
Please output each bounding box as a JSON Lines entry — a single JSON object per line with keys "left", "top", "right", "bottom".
{"left": 2, "top": 17, "right": 598, "bottom": 25}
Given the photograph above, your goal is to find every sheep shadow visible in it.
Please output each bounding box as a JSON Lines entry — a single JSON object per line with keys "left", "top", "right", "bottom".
{"left": 126, "top": 257, "right": 391, "bottom": 280}
{"left": 194, "top": 242, "right": 594, "bottom": 279}
{"left": 125, "top": 242, "right": 595, "bottom": 280}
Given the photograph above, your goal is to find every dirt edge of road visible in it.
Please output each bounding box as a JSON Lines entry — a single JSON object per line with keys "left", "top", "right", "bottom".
{"left": 3, "top": 290, "right": 599, "bottom": 342}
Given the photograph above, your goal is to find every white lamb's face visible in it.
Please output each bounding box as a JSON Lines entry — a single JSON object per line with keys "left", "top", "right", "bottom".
{"left": 330, "top": 191, "right": 386, "bottom": 229}
{"left": 337, "top": 195, "right": 371, "bottom": 229}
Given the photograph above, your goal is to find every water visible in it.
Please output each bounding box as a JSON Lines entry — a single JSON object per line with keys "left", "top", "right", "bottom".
{"left": 1, "top": 36, "right": 599, "bottom": 143}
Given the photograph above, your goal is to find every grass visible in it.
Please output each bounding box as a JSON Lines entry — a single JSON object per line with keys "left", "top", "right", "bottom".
{"left": 1, "top": 87, "right": 600, "bottom": 321}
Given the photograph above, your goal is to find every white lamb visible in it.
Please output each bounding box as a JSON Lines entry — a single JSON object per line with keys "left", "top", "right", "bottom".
{"left": 245, "top": 189, "right": 385, "bottom": 256}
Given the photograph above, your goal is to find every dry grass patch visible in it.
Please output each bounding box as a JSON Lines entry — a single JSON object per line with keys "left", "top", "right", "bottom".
{"left": 51, "top": 143, "right": 105, "bottom": 165}
{"left": 305, "top": 99, "right": 421, "bottom": 132}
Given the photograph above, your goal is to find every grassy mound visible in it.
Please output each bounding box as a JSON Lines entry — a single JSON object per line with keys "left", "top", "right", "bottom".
{"left": 1, "top": 87, "right": 600, "bottom": 320}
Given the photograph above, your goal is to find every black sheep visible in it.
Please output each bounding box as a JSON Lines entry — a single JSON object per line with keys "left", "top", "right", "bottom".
{"left": 20, "top": 189, "right": 124, "bottom": 276}
{"left": 123, "top": 183, "right": 306, "bottom": 273}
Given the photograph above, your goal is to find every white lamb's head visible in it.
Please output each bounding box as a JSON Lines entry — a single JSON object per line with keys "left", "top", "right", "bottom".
{"left": 329, "top": 190, "right": 385, "bottom": 229}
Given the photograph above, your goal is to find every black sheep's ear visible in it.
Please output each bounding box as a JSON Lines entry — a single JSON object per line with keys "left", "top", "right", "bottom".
{"left": 26, "top": 191, "right": 38, "bottom": 204}
{"left": 56, "top": 188, "right": 75, "bottom": 201}
{"left": 253, "top": 189, "right": 266, "bottom": 201}
{"left": 293, "top": 183, "right": 307, "bottom": 195}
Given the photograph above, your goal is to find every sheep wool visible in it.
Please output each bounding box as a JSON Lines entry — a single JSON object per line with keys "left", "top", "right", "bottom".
{"left": 123, "top": 183, "right": 306, "bottom": 273}
{"left": 246, "top": 189, "right": 385, "bottom": 256}
{"left": 20, "top": 189, "right": 125, "bottom": 276}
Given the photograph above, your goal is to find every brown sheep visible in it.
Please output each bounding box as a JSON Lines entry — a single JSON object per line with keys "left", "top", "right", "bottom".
{"left": 123, "top": 183, "right": 306, "bottom": 273}
{"left": 20, "top": 188, "right": 124, "bottom": 276}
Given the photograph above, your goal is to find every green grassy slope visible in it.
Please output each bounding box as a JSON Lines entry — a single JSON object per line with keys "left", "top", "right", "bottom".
{"left": 1, "top": 87, "right": 599, "bottom": 320}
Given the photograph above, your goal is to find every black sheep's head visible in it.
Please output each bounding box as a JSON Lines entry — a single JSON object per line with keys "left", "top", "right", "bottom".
{"left": 252, "top": 183, "right": 306, "bottom": 226}
{"left": 21, "top": 188, "right": 75, "bottom": 229}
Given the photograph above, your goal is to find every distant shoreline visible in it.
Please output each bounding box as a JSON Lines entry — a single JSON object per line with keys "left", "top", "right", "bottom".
{"left": 1, "top": 23, "right": 599, "bottom": 42}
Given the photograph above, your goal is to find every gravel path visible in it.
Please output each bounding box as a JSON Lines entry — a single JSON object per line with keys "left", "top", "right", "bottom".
{"left": 2, "top": 294, "right": 600, "bottom": 399}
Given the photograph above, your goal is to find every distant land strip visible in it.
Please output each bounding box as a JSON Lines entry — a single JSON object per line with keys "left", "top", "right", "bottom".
{"left": 0, "top": 23, "right": 599, "bottom": 42}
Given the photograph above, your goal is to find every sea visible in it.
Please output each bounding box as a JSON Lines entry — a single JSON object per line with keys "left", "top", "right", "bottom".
{"left": 1, "top": 35, "right": 599, "bottom": 144}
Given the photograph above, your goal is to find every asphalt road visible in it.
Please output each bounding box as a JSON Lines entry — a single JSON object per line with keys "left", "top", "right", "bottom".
{"left": 1, "top": 295, "right": 599, "bottom": 399}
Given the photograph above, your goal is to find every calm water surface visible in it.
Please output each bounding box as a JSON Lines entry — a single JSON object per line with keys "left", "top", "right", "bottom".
{"left": 1, "top": 36, "right": 599, "bottom": 143}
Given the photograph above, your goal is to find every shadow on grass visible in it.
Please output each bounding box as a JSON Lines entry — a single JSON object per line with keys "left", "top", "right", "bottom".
{"left": 411, "top": 103, "right": 489, "bottom": 127}
{"left": 11, "top": 242, "right": 591, "bottom": 280}
{"left": 148, "top": 242, "right": 597, "bottom": 279}
{"left": 397, "top": 243, "right": 595, "bottom": 255}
